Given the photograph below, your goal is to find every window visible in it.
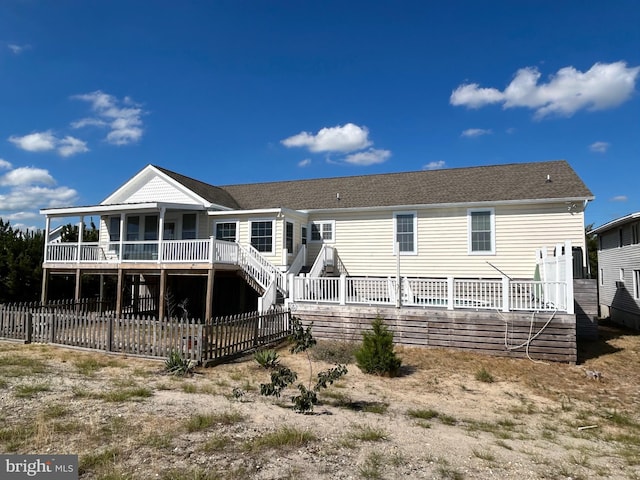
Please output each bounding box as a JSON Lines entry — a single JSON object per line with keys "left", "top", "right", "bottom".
{"left": 126, "top": 216, "right": 140, "bottom": 241}
{"left": 619, "top": 228, "right": 624, "bottom": 247}
{"left": 109, "top": 216, "right": 121, "bottom": 242}
{"left": 164, "top": 222, "right": 175, "bottom": 240}
{"left": 144, "top": 215, "right": 158, "bottom": 241}
{"left": 468, "top": 209, "right": 495, "bottom": 254}
{"left": 632, "top": 223, "right": 639, "bottom": 245}
{"left": 285, "top": 222, "right": 294, "bottom": 253}
{"left": 634, "top": 270, "right": 640, "bottom": 299}
{"left": 394, "top": 212, "right": 417, "bottom": 254}
{"left": 310, "top": 221, "right": 334, "bottom": 242}
{"left": 620, "top": 268, "right": 625, "bottom": 282}
{"left": 215, "top": 222, "right": 237, "bottom": 242}
{"left": 600, "top": 268, "right": 604, "bottom": 286}
{"left": 301, "top": 226, "right": 307, "bottom": 245}
{"left": 182, "top": 213, "right": 197, "bottom": 239}
{"left": 251, "top": 220, "right": 273, "bottom": 253}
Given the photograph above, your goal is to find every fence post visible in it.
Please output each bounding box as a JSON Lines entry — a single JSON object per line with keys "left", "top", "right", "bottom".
{"left": 447, "top": 277, "right": 454, "bottom": 310}
{"left": 339, "top": 274, "right": 346, "bottom": 306}
{"left": 565, "top": 240, "right": 574, "bottom": 314}
{"left": 502, "top": 276, "right": 510, "bottom": 312}
{"left": 49, "top": 311, "right": 56, "bottom": 344}
{"left": 25, "top": 312, "right": 33, "bottom": 344}
{"left": 107, "top": 316, "right": 114, "bottom": 352}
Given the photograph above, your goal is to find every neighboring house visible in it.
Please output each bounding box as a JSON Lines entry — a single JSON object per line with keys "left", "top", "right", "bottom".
{"left": 589, "top": 212, "right": 640, "bottom": 330}
{"left": 40, "top": 160, "right": 593, "bottom": 320}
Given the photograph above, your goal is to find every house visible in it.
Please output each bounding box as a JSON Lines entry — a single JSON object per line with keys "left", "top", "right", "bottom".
{"left": 589, "top": 212, "right": 640, "bottom": 330}
{"left": 40, "top": 160, "right": 593, "bottom": 322}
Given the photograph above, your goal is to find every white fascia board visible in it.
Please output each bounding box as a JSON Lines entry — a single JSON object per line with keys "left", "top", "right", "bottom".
{"left": 208, "top": 208, "right": 283, "bottom": 217}
{"left": 301, "top": 196, "right": 595, "bottom": 215}
{"left": 40, "top": 202, "right": 206, "bottom": 217}
{"left": 589, "top": 211, "right": 640, "bottom": 235}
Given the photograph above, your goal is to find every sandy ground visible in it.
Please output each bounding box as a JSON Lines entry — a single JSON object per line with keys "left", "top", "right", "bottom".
{"left": 0, "top": 321, "right": 639, "bottom": 479}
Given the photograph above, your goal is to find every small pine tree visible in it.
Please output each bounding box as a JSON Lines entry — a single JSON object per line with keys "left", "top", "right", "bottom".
{"left": 355, "top": 316, "right": 401, "bottom": 377}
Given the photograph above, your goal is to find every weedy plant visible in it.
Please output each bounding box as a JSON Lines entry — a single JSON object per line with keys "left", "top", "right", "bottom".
{"left": 254, "top": 349, "right": 280, "bottom": 369}
{"left": 164, "top": 350, "right": 196, "bottom": 377}
{"left": 260, "top": 317, "right": 347, "bottom": 413}
{"left": 355, "top": 316, "right": 401, "bottom": 377}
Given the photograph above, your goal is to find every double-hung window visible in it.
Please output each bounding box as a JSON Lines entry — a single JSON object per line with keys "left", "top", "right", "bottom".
{"left": 182, "top": 213, "right": 197, "bottom": 240}
{"left": 285, "top": 222, "right": 294, "bottom": 253}
{"left": 468, "top": 209, "right": 495, "bottom": 254}
{"left": 394, "top": 212, "right": 417, "bottom": 254}
{"left": 215, "top": 222, "right": 238, "bottom": 242}
{"left": 251, "top": 220, "right": 274, "bottom": 253}
{"left": 310, "top": 221, "right": 334, "bottom": 242}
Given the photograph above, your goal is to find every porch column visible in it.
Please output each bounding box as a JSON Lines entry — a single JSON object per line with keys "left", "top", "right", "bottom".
{"left": 119, "top": 214, "right": 125, "bottom": 261}
{"left": 40, "top": 268, "right": 49, "bottom": 304}
{"left": 115, "top": 269, "right": 124, "bottom": 318}
{"left": 158, "top": 207, "right": 166, "bottom": 263}
{"left": 133, "top": 274, "right": 140, "bottom": 315}
{"left": 99, "top": 274, "right": 105, "bottom": 313}
{"left": 158, "top": 269, "right": 167, "bottom": 320}
{"left": 205, "top": 267, "right": 215, "bottom": 321}
{"left": 77, "top": 216, "right": 84, "bottom": 262}
{"left": 74, "top": 268, "right": 82, "bottom": 310}
{"left": 44, "top": 217, "right": 51, "bottom": 263}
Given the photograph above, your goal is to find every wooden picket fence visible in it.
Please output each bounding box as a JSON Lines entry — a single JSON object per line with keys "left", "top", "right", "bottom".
{"left": 0, "top": 302, "right": 291, "bottom": 365}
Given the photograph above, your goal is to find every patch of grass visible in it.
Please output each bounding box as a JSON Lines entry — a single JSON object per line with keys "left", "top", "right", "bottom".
{"left": 362, "top": 402, "right": 389, "bottom": 414}
{"left": 311, "top": 340, "right": 358, "bottom": 364}
{"left": 0, "top": 356, "right": 48, "bottom": 377}
{"left": 603, "top": 410, "right": 639, "bottom": 428}
{"left": 14, "top": 382, "right": 51, "bottom": 398}
{"left": 472, "top": 448, "right": 496, "bottom": 462}
{"left": 0, "top": 379, "right": 8, "bottom": 388}
{"left": 437, "top": 465, "right": 464, "bottom": 480}
{"left": 349, "top": 424, "right": 388, "bottom": 442}
{"left": 185, "top": 410, "right": 245, "bottom": 432}
{"left": 99, "top": 386, "right": 153, "bottom": 402}
{"left": 200, "top": 435, "right": 231, "bottom": 453}
{"left": 78, "top": 447, "right": 123, "bottom": 476}
{"left": 494, "top": 439, "right": 512, "bottom": 450}
{"left": 74, "top": 357, "right": 106, "bottom": 376}
{"left": 407, "top": 408, "right": 439, "bottom": 420}
{"left": 71, "top": 386, "right": 91, "bottom": 398}
{"left": 439, "top": 413, "right": 457, "bottom": 425}
{"left": 246, "top": 425, "right": 316, "bottom": 451}
{"left": 358, "top": 451, "right": 385, "bottom": 479}
{"left": 475, "top": 367, "right": 494, "bottom": 383}
{"left": 0, "top": 423, "right": 36, "bottom": 451}
{"left": 181, "top": 383, "right": 197, "bottom": 394}
{"left": 40, "top": 403, "right": 69, "bottom": 419}
{"left": 143, "top": 432, "right": 174, "bottom": 450}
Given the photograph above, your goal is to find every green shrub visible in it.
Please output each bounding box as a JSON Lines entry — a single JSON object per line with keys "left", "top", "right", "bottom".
{"left": 475, "top": 367, "right": 495, "bottom": 383}
{"left": 254, "top": 349, "right": 280, "bottom": 369}
{"left": 355, "top": 317, "right": 401, "bottom": 376}
{"left": 164, "top": 350, "right": 195, "bottom": 377}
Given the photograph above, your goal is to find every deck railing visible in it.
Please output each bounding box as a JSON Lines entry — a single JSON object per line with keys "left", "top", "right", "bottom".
{"left": 290, "top": 275, "right": 571, "bottom": 313}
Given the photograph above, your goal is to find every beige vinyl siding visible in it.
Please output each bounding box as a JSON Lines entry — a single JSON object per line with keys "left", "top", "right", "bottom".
{"left": 306, "top": 202, "right": 586, "bottom": 279}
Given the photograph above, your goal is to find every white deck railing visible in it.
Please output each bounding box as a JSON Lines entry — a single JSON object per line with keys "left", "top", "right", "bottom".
{"left": 290, "top": 275, "right": 571, "bottom": 313}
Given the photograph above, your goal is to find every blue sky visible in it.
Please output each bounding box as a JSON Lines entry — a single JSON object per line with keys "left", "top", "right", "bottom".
{"left": 1, "top": 1, "right": 638, "bottom": 231}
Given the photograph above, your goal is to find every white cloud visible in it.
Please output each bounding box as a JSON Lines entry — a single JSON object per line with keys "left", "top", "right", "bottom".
{"left": 58, "top": 136, "right": 89, "bottom": 157}
{"left": 5, "top": 211, "right": 40, "bottom": 221}
{"left": 589, "top": 141, "right": 610, "bottom": 153}
{"left": 0, "top": 167, "right": 55, "bottom": 187}
{"left": 7, "top": 43, "right": 30, "bottom": 55}
{"left": 8, "top": 131, "right": 89, "bottom": 157}
{"left": 344, "top": 148, "right": 391, "bottom": 166}
{"left": 298, "top": 158, "right": 312, "bottom": 167}
{"left": 423, "top": 161, "right": 446, "bottom": 170}
{"left": 610, "top": 195, "right": 628, "bottom": 202}
{"left": 0, "top": 185, "right": 78, "bottom": 210}
{"left": 72, "top": 90, "right": 145, "bottom": 145}
{"left": 461, "top": 128, "right": 492, "bottom": 138}
{"left": 9, "top": 131, "right": 56, "bottom": 152}
{"left": 282, "top": 123, "right": 372, "bottom": 153}
{"left": 0, "top": 159, "right": 12, "bottom": 170}
{"left": 450, "top": 61, "right": 640, "bottom": 118}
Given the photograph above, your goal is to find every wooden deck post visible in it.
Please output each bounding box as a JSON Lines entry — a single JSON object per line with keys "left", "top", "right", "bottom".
{"left": 205, "top": 267, "right": 215, "bottom": 322}
{"left": 40, "top": 268, "right": 49, "bottom": 305}
{"left": 74, "top": 268, "right": 82, "bottom": 305}
{"left": 158, "top": 269, "right": 167, "bottom": 320}
{"left": 115, "top": 269, "right": 124, "bottom": 318}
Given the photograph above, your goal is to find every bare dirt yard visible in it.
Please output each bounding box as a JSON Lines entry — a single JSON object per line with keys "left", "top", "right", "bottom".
{"left": 0, "top": 320, "right": 639, "bottom": 480}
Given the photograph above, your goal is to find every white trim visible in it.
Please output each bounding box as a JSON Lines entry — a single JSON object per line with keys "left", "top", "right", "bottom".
{"left": 214, "top": 220, "right": 240, "bottom": 242}
{"left": 41, "top": 202, "right": 204, "bottom": 217}
{"left": 310, "top": 220, "right": 335, "bottom": 243}
{"left": 467, "top": 208, "right": 496, "bottom": 255}
{"left": 208, "top": 208, "right": 283, "bottom": 216}
{"left": 249, "top": 218, "right": 276, "bottom": 255}
{"left": 393, "top": 211, "right": 418, "bottom": 255}
{"left": 634, "top": 270, "right": 640, "bottom": 300}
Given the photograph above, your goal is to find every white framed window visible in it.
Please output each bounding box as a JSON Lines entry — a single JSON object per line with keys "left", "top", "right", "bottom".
{"left": 250, "top": 219, "right": 275, "bottom": 254}
{"left": 215, "top": 221, "right": 238, "bottom": 242}
{"left": 634, "top": 270, "right": 640, "bottom": 299}
{"left": 393, "top": 211, "right": 417, "bottom": 255}
{"left": 285, "top": 221, "right": 294, "bottom": 253}
{"left": 109, "top": 216, "right": 121, "bottom": 242}
{"left": 600, "top": 268, "right": 604, "bottom": 286}
{"left": 620, "top": 268, "right": 625, "bottom": 282}
{"left": 632, "top": 223, "right": 639, "bottom": 245}
{"left": 310, "top": 221, "right": 335, "bottom": 242}
{"left": 468, "top": 208, "right": 495, "bottom": 255}
{"left": 301, "top": 225, "right": 307, "bottom": 245}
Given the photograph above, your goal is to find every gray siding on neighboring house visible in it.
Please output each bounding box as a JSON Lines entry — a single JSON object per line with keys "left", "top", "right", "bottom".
{"left": 596, "top": 224, "right": 640, "bottom": 329}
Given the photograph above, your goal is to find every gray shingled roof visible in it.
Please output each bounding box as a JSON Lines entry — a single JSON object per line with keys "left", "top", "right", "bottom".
{"left": 156, "top": 160, "right": 593, "bottom": 211}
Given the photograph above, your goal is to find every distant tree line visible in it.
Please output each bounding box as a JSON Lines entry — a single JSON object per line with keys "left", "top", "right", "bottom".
{"left": 0, "top": 219, "right": 44, "bottom": 303}
{"left": 0, "top": 219, "right": 99, "bottom": 303}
